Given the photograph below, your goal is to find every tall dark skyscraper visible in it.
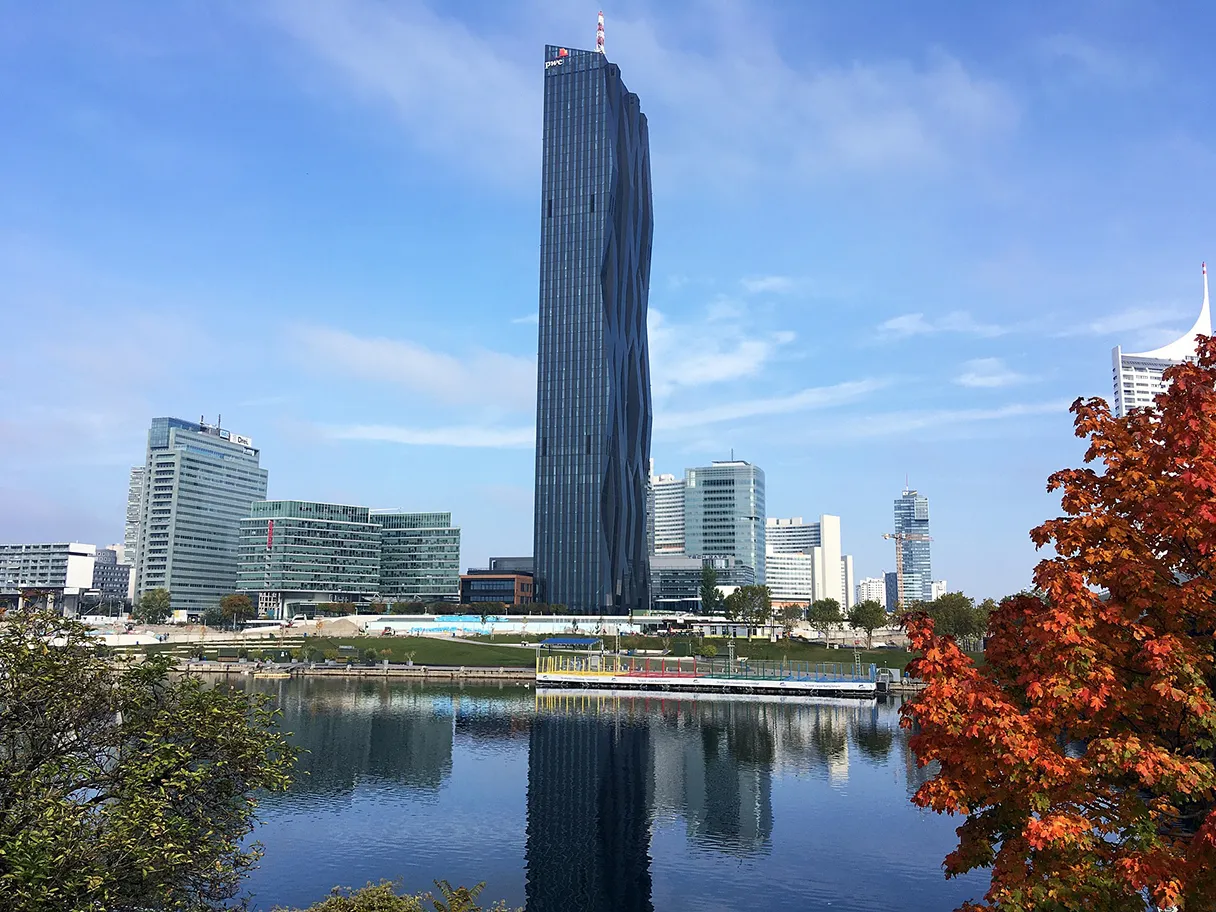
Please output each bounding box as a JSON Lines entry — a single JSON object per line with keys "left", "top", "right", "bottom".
{"left": 533, "top": 36, "right": 653, "bottom": 614}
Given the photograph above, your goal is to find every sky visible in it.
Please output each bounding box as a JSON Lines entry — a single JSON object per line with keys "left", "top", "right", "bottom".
{"left": 3, "top": 0, "right": 1215, "bottom": 599}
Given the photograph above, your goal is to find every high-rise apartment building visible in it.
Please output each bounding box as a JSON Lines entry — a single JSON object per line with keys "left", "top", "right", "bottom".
{"left": 237, "top": 501, "right": 382, "bottom": 617}
{"left": 647, "top": 467, "right": 685, "bottom": 555}
{"left": 373, "top": 511, "right": 461, "bottom": 603}
{"left": 533, "top": 40, "right": 653, "bottom": 615}
{"left": 1112, "top": 264, "right": 1210, "bottom": 417}
{"left": 124, "top": 466, "right": 145, "bottom": 566}
{"left": 856, "top": 576, "right": 887, "bottom": 606}
{"left": 134, "top": 418, "right": 268, "bottom": 615}
{"left": 841, "top": 555, "right": 854, "bottom": 611}
{"left": 684, "top": 461, "right": 765, "bottom": 583}
{"left": 893, "top": 487, "right": 932, "bottom": 605}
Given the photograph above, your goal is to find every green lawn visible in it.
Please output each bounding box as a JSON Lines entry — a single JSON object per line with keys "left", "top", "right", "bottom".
{"left": 316, "top": 636, "right": 534, "bottom": 667}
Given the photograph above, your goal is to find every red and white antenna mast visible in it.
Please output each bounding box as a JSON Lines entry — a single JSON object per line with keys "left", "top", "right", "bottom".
{"left": 595, "top": 10, "right": 605, "bottom": 55}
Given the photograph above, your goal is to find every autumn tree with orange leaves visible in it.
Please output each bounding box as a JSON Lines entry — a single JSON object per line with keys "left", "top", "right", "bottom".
{"left": 904, "top": 337, "right": 1216, "bottom": 911}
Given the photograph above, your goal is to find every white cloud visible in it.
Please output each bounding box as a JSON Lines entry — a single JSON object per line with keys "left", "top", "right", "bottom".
{"left": 954, "top": 357, "right": 1031, "bottom": 388}
{"left": 325, "top": 423, "right": 534, "bottom": 448}
{"left": 266, "top": 3, "right": 1015, "bottom": 186}
{"left": 659, "top": 379, "right": 887, "bottom": 431}
{"left": 741, "top": 275, "right": 795, "bottom": 294}
{"left": 879, "top": 310, "right": 1011, "bottom": 338}
{"left": 647, "top": 307, "right": 796, "bottom": 396}
{"left": 1057, "top": 305, "right": 1186, "bottom": 337}
{"left": 265, "top": 0, "right": 537, "bottom": 178}
{"left": 290, "top": 324, "right": 535, "bottom": 411}
{"left": 1038, "top": 35, "right": 1154, "bottom": 88}
{"left": 841, "top": 400, "right": 1070, "bottom": 438}
{"left": 511, "top": 312, "right": 539, "bottom": 325}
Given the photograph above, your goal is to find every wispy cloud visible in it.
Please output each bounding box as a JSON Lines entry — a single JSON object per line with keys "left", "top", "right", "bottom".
{"left": 265, "top": 0, "right": 536, "bottom": 179}
{"left": 290, "top": 324, "right": 535, "bottom": 410}
{"left": 1056, "top": 305, "right": 1187, "bottom": 337}
{"left": 954, "top": 357, "right": 1031, "bottom": 388}
{"left": 648, "top": 307, "right": 796, "bottom": 396}
{"left": 324, "top": 423, "right": 534, "bottom": 448}
{"left": 879, "top": 311, "right": 1012, "bottom": 338}
{"left": 841, "top": 400, "right": 1070, "bottom": 438}
{"left": 1038, "top": 34, "right": 1155, "bottom": 88}
{"left": 659, "top": 379, "right": 887, "bottom": 431}
{"left": 511, "top": 312, "right": 539, "bottom": 325}
{"left": 741, "top": 275, "right": 795, "bottom": 294}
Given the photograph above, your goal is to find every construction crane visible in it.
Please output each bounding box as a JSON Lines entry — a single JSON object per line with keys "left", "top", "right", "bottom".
{"left": 882, "top": 531, "right": 933, "bottom": 609}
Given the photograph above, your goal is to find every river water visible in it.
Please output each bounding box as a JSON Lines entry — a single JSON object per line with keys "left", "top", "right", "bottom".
{"left": 231, "top": 677, "right": 988, "bottom": 911}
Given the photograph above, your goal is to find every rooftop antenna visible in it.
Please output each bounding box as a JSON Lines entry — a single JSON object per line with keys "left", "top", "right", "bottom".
{"left": 731, "top": 447, "right": 735, "bottom": 461}
{"left": 905, "top": 472, "right": 910, "bottom": 494}
{"left": 595, "top": 10, "right": 605, "bottom": 55}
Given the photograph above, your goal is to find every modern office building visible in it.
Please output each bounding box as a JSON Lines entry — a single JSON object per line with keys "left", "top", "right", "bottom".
{"left": 893, "top": 487, "right": 932, "bottom": 605}
{"left": 0, "top": 542, "right": 96, "bottom": 612}
{"left": 374, "top": 511, "right": 461, "bottom": 603}
{"left": 856, "top": 576, "right": 887, "bottom": 606}
{"left": 490, "top": 556, "right": 534, "bottom": 573}
{"left": 647, "top": 467, "right": 685, "bottom": 555}
{"left": 930, "top": 579, "right": 948, "bottom": 600}
{"left": 764, "top": 551, "right": 815, "bottom": 604}
{"left": 650, "top": 554, "right": 755, "bottom": 612}
{"left": 133, "top": 418, "right": 268, "bottom": 615}
{"left": 841, "top": 555, "right": 854, "bottom": 611}
{"left": 237, "top": 501, "right": 382, "bottom": 617}
{"left": 91, "top": 547, "right": 131, "bottom": 604}
{"left": 884, "top": 571, "right": 899, "bottom": 612}
{"left": 124, "top": 466, "right": 145, "bottom": 566}
{"left": 684, "top": 461, "right": 765, "bottom": 583}
{"left": 533, "top": 37, "right": 653, "bottom": 616}
{"left": 1112, "top": 263, "right": 1211, "bottom": 417}
{"left": 459, "top": 570, "right": 536, "bottom": 606}
{"left": 765, "top": 516, "right": 848, "bottom": 606}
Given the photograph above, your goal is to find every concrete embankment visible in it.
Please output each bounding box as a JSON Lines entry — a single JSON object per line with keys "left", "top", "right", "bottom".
{"left": 182, "top": 660, "right": 535, "bottom": 682}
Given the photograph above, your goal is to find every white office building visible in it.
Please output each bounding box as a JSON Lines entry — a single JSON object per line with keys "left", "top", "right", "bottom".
{"left": 1112, "top": 264, "right": 1211, "bottom": 417}
{"left": 124, "top": 465, "right": 145, "bottom": 567}
{"left": 857, "top": 576, "right": 886, "bottom": 605}
{"left": 766, "top": 515, "right": 851, "bottom": 607}
{"left": 0, "top": 542, "right": 97, "bottom": 613}
{"left": 134, "top": 417, "right": 268, "bottom": 615}
{"left": 931, "top": 579, "right": 948, "bottom": 600}
{"left": 684, "top": 460, "right": 765, "bottom": 583}
{"left": 647, "top": 465, "right": 686, "bottom": 555}
{"left": 764, "top": 550, "right": 815, "bottom": 602}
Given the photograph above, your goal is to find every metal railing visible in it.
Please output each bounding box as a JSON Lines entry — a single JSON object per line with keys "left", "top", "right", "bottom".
{"left": 536, "top": 652, "right": 876, "bottom": 683}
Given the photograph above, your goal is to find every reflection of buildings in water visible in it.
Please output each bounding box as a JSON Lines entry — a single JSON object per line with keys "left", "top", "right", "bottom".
{"left": 525, "top": 715, "right": 653, "bottom": 912}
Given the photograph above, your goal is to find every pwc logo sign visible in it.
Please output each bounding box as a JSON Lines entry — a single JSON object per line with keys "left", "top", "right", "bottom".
{"left": 544, "top": 47, "right": 569, "bottom": 69}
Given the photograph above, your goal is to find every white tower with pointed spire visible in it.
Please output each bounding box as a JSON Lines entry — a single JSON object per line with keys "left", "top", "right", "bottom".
{"left": 1111, "top": 263, "right": 1212, "bottom": 416}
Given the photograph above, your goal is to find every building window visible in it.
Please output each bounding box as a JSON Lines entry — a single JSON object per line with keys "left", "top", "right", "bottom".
{"left": 547, "top": 199, "right": 553, "bottom": 218}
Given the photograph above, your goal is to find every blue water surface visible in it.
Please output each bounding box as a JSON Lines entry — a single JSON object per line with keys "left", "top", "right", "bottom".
{"left": 229, "top": 678, "right": 987, "bottom": 911}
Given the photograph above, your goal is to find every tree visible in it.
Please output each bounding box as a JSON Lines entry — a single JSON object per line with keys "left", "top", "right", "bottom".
{"left": 699, "top": 564, "right": 723, "bottom": 614}
{"left": 806, "top": 598, "right": 842, "bottom": 644}
{"left": 281, "top": 880, "right": 519, "bottom": 912}
{"left": 904, "top": 340, "right": 1216, "bottom": 911}
{"left": 847, "top": 599, "right": 887, "bottom": 648}
{"left": 219, "top": 593, "right": 256, "bottom": 629}
{"left": 0, "top": 607, "right": 294, "bottom": 910}
{"left": 132, "top": 587, "right": 172, "bottom": 624}
{"left": 723, "top": 585, "right": 771, "bottom": 636}
{"left": 778, "top": 604, "right": 803, "bottom": 637}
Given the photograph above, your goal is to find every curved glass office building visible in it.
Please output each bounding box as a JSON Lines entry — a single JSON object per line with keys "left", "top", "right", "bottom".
{"left": 533, "top": 44, "right": 653, "bottom": 614}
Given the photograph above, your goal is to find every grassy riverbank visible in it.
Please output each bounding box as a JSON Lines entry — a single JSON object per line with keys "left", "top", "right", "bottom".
{"left": 138, "top": 635, "right": 535, "bottom": 668}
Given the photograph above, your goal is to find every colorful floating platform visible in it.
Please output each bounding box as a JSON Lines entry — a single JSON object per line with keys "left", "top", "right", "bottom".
{"left": 536, "top": 652, "right": 878, "bottom": 699}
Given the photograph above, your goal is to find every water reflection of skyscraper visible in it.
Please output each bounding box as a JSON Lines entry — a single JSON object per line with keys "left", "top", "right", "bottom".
{"left": 525, "top": 714, "right": 654, "bottom": 912}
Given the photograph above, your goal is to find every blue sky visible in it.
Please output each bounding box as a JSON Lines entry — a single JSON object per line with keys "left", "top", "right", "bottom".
{"left": 2, "top": 0, "right": 1214, "bottom": 599}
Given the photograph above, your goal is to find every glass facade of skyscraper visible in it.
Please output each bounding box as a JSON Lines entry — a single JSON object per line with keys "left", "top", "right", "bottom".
{"left": 893, "top": 488, "right": 932, "bottom": 604}
{"left": 683, "top": 461, "right": 766, "bottom": 583}
{"left": 237, "top": 501, "right": 381, "bottom": 617}
{"left": 134, "top": 417, "right": 268, "bottom": 615}
{"left": 533, "top": 44, "right": 653, "bottom": 615}
{"left": 373, "top": 511, "right": 461, "bottom": 603}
